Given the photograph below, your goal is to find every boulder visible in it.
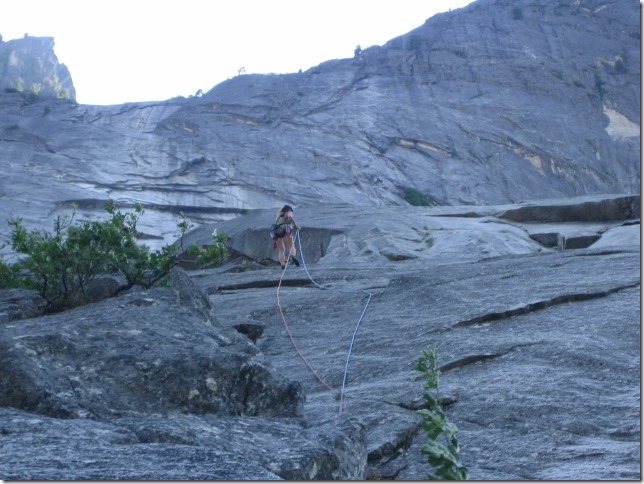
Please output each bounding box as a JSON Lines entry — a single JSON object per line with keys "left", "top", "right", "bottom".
{"left": 498, "top": 194, "right": 640, "bottom": 223}
{"left": 0, "top": 288, "right": 47, "bottom": 323}
{"left": 0, "top": 270, "right": 303, "bottom": 419}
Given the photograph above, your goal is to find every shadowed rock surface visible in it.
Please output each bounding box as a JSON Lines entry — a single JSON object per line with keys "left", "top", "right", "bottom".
{"left": 0, "top": 194, "right": 639, "bottom": 480}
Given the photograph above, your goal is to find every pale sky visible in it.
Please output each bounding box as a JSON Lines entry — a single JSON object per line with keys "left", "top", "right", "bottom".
{"left": 1, "top": 0, "right": 475, "bottom": 105}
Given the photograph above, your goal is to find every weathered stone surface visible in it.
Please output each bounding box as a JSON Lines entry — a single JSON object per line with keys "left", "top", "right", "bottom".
{"left": 0, "top": 0, "right": 639, "bottom": 250}
{"left": 591, "top": 221, "right": 640, "bottom": 249}
{"left": 83, "top": 274, "right": 126, "bottom": 302}
{"left": 0, "top": 0, "right": 640, "bottom": 477}
{"left": 499, "top": 194, "right": 640, "bottom": 222}
{"left": 0, "top": 195, "right": 640, "bottom": 480}
{"left": 0, "top": 271, "right": 303, "bottom": 420}
{"left": 0, "top": 265, "right": 368, "bottom": 480}
{"left": 186, "top": 195, "right": 639, "bottom": 479}
{"left": 199, "top": 242, "right": 639, "bottom": 480}
{"left": 0, "top": 288, "right": 47, "bottom": 323}
{"left": 183, "top": 194, "right": 640, "bottom": 266}
{"left": 0, "top": 408, "right": 282, "bottom": 480}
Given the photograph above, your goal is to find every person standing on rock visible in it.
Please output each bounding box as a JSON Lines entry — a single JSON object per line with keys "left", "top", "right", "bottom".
{"left": 272, "top": 204, "right": 301, "bottom": 270}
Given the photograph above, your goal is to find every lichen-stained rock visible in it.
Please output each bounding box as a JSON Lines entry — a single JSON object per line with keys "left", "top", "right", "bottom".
{"left": 0, "top": 283, "right": 303, "bottom": 419}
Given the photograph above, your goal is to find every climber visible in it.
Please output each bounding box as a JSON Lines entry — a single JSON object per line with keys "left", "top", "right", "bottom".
{"left": 271, "top": 204, "right": 301, "bottom": 270}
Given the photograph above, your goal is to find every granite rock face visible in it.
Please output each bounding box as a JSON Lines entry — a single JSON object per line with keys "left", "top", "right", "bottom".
{"left": 0, "top": 268, "right": 303, "bottom": 420}
{"left": 0, "top": 194, "right": 639, "bottom": 480}
{"left": 0, "top": 36, "right": 75, "bottom": 100}
{"left": 0, "top": 0, "right": 639, "bottom": 478}
{"left": 0, "top": 0, "right": 639, "bottom": 251}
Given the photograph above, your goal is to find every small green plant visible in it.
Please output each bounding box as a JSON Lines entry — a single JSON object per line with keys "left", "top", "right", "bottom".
{"left": 414, "top": 344, "right": 469, "bottom": 480}
{"left": 177, "top": 212, "right": 193, "bottom": 251}
{"left": 403, "top": 187, "right": 431, "bottom": 206}
{"left": 185, "top": 227, "right": 230, "bottom": 267}
{"left": 0, "top": 254, "right": 21, "bottom": 289}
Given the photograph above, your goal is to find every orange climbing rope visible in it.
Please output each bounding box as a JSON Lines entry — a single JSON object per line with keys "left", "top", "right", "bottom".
{"left": 275, "top": 230, "right": 373, "bottom": 415}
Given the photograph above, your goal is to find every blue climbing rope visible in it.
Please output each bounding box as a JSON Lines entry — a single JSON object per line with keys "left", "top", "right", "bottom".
{"left": 294, "top": 230, "right": 373, "bottom": 415}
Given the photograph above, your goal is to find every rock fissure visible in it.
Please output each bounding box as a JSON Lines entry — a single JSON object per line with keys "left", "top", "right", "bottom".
{"left": 212, "top": 278, "right": 312, "bottom": 292}
{"left": 448, "top": 282, "right": 640, "bottom": 330}
{"left": 440, "top": 352, "right": 503, "bottom": 371}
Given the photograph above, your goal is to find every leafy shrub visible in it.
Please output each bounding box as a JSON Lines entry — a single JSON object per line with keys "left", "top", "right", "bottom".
{"left": 2, "top": 200, "right": 184, "bottom": 311}
{"left": 0, "top": 255, "right": 21, "bottom": 289}
{"left": 402, "top": 187, "right": 431, "bottom": 206}
{"left": 186, "top": 228, "right": 230, "bottom": 266}
{"left": 415, "top": 344, "right": 469, "bottom": 480}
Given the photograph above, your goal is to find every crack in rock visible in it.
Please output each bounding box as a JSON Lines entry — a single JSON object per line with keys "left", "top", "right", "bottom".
{"left": 439, "top": 343, "right": 539, "bottom": 372}
{"left": 447, "top": 282, "right": 639, "bottom": 330}
{"left": 211, "top": 279, "right": 312, "bottom": 293}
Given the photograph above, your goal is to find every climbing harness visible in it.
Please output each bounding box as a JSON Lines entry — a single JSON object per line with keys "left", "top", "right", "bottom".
{"left": 275, "top": 230, "right": 372, "bottom": 415}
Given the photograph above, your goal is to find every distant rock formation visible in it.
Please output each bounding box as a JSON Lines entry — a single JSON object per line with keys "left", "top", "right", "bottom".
{"left": 0, "top": 35, "right": 75, "bottom": 100}
{"left": 0, "top": 0, "right": 639, "bottom": 252}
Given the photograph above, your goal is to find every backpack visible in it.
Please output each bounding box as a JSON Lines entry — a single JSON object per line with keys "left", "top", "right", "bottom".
{"left": 270, "top": 217, "right": 290, "bottom": 240}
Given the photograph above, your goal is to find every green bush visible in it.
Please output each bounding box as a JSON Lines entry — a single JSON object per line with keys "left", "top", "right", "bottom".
{"left": 0, "top": 255, "right": 21, "bottom": 289}
{"left": 185, "top": 227, "right": 230, "bottom": 266}
{"left": 415, "top": 344, "right": 469, "bottom": 480}
{"left": 2, "top": 200, "right": 184, "bottom": 312}
{"left": 403, "top": 187, "right": 431, "bottom": 206}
